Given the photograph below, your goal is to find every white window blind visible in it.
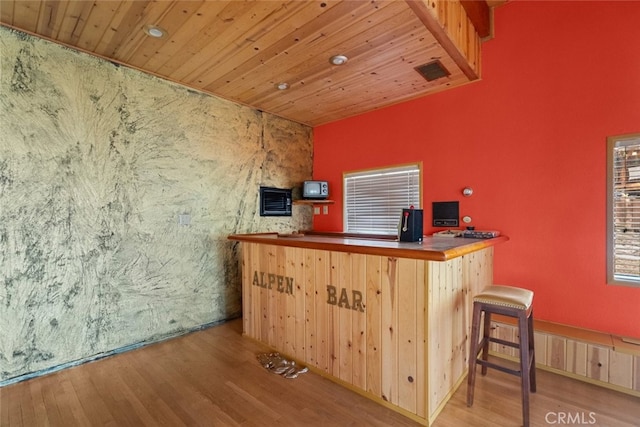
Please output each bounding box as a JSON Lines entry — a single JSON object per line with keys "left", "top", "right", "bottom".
{"left": 344, "top": 164, "right": 421, "bottom": 235}
{"left": 608, "top": 134, "right": 640, "bottom": 286}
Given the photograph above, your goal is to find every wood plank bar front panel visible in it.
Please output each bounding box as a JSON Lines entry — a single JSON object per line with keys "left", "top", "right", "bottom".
{"left": 366, "top": 254, "right": 383, "bottom": 398}
{"left": 241, "top": 242, "right": 495, "bottom": 424}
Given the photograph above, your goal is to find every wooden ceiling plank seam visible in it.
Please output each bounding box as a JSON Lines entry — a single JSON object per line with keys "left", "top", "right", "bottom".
{"left": 67, "top": 0, "right": 98, "bottom": 46}
{"left": 156, "top": 1, "right": 277, "bottom": 81}
{"left": 178, "top": 0, "right": 315, "bottom": 84}
{"left": 35, "top": 0, "right": 55, "bottom": 37}
{"left": 228, "top": 1, "right": 411, "bottom": 94}
{"left": 0, "top": 0, "right": 16, "bottom": 26}
{"left": 93, "top": 0, "right": 151, "bottom": 58}
{"left": 195, "top": 0, "right": 390, "bottom": 91}
{"left": 137, "top": 0, "right": 222, "bottom": 71}
{"left": 264, "top": 42, "right": 467, "bottom": 117}
{"left": 206, "top": 1, "right": 401, "bottom": 97}
{"left": 35, "top": 0, "right": 68, "bottom": 40}
{"left": 241, "top": 26, "right": 447, "bottom": 109}
{"left": 268, "top": 63, "right": 466, "bottom": 121}
{"left": 46, "top": 0, "right": 80, "bottom": 44}
{"left": 310, "top": 58, "right": 466, "bottom": 106}
{"left": 289, "top": 67, "right": 472, "bottom": 125}
{"left": 178, "top": 0, "right": 329, "bottom": 87}
{"left": 405, "top": 0, "right": 479, "bottom": 80}
{"left": 117, "top": 0, "right": 187, "bottom": 65}
{"left": 307, "top": 77, "right": 469, "bottom": 125}
{"left": 208, "top": 3, "right": 395, "bottom": 98}
{"left": 55, "top": 0, "right": 97, "bottom": 46}
{"left": 241, "top": 13, "right": 450, "bottom": 111}
{"left": 127, "top": 0, "right": 211, "bottom": 70}
{"left": 75, "top": 1, "right": 124, "bottom": 53}
{"left": 228, "top": 0, "right": 406, "bottom": 90}
{"left": 9, "top": 0, "right": 41, "bottom": 33}
{"left": 243, "top": 63, "right": 436, "bottom": 114}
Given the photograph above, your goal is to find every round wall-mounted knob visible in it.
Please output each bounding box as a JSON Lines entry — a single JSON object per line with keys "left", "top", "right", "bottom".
{"left": 462, "top": 187, "right": 473, "bottom": 197}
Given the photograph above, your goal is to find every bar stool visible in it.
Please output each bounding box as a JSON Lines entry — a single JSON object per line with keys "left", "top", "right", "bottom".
{"left": 467, "top": 285, "right": 536, "bottom": 427}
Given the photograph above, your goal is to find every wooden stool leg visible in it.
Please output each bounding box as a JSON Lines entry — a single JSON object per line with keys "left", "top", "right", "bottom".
{"left": 518, "top": 312, "right": 531, "bottom": 427}
{"left": 481, "top": 309, "right": 491, "bottom": 376}
{"left": 467, "top": 303, "right": 483, "bottom": 407}
{"left": 528, "top": 311, "right": 537, "bottom": 393}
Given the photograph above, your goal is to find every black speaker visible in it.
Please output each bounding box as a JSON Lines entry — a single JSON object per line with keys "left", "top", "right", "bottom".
{"left": 432, "top": 201, "right": 459, "bottom": 227}
{"left": 399, "top": 208, "right": 423, "bottom": 242}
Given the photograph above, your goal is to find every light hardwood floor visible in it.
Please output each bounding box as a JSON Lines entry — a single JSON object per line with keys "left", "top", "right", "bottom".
{"left": 1, "top": 318, "right": 639, "bottom": 426}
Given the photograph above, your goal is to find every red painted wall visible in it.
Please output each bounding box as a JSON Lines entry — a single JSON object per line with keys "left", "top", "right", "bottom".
{"left": 312, "top": 1, "right": 640, "bottom": 337}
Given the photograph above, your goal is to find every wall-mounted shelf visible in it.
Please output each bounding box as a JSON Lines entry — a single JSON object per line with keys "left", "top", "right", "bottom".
{"left": 293, "top": 199, "right": 335, "bottom": 205}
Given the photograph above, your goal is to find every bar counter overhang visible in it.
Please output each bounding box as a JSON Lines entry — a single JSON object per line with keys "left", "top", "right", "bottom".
{"left": 228, "top": 232, "right": 508, "bottom": 425}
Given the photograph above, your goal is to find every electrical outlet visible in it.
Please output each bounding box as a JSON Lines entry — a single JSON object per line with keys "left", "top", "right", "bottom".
{"left": 314, "top": 207, "right": 320, "bottom": 215}
{"left": 323, "top": 205, "right": 329, "bottom": 215}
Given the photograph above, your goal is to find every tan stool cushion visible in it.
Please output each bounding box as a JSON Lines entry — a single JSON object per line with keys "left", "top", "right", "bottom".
{"left": 473, "top": 285, "right": 533, "bottom": 310}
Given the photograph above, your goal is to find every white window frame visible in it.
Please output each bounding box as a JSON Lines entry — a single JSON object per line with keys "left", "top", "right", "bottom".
{"left": 343, "top": 163, "right": 422, "bottom": 235}
{"left": 607, "top": 132, "right": 640, "bottom": 287}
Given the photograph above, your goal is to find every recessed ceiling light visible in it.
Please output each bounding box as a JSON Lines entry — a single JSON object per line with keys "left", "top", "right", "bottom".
{"left": 144, "top": 25, "right": 167, "bottom": 38}
{"left": 329, "top": 55, "right": 348, "bottom": 66}
{"left": 276, "top": 82, "right": 290, "bottom": 90}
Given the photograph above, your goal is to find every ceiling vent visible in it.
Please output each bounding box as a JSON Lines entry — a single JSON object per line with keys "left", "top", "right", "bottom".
{"left": 415, "top": 60, "right": 450, "bottom": 82}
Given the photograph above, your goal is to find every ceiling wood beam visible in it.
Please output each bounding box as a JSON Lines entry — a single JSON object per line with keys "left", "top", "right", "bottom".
{"left": 460, "top": 0, "right": 491, "bottom": 39}
{"left": 405, "top": 0, "right": 479, "bottom": 81}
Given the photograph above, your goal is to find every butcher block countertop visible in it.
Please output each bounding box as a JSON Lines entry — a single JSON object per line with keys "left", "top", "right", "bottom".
{"left": 228, "top": 232, "right": 508, "bottom": 262}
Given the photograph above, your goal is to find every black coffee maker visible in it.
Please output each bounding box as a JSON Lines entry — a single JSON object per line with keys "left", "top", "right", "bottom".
{"left": 399, "top": 206, "right": 423, "bottom": 242}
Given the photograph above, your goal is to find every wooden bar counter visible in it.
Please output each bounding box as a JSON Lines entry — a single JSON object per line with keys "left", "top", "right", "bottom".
{"left": 228, "top": 232, "right": 508, "bottom": 425}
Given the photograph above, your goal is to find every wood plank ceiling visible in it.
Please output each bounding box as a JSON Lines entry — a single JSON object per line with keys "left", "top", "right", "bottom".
{"left": 0, "top": 0, "right": 501, "bottom": 127}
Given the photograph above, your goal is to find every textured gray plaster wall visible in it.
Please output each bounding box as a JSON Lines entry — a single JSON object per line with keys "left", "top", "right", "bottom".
{"left": 0, "top": 27, "right": 313, "bottom": 382}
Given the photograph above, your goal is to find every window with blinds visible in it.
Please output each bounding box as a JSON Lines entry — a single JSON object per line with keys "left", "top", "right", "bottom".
{"left": 344, "top": 163, "right": 421, "bottom": 235}
{"left": 607, "top": 133, "right": 640, "bottom": 286}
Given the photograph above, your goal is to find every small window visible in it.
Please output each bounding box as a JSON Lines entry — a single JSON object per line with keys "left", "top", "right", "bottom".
{"left": 607, "top": 133, "right": 640, "bottom": 286}
{"left": 344, "top": 163, "right": 422, "bottom": 235}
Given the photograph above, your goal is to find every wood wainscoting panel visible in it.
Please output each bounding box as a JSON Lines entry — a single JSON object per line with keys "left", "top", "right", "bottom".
{"left": 381, "top": 256, "right": 400, "bottom": 406}
{"left": 293, "top": 246, "right": 307, "bottom": 361}
{"left": 304, "top": 248, "right": 317, "bottom": 367}
{"left": 366, "top": 254, "right": 383, "bottom": 398}
{"left": 534, "top": 331, "right": 548, "bottom": 366}
{"left": 488, "top": 319, "right": 640, "bottom": 398}
{"left": 490, "top": 323, "right": 517, "bottom": 358}
{"left": 587, "top": 344, "right": 610, "bottom": 383}
{"left": 635, "top": 356, "right": 640, "bottom": 391}
{"left": 566, "top": 339, "right": 588, "bottom": 376}
{"left": 398, "top": 257, "right": 424, "bottom": 415}
{"left": 351, "top": 253, "right": 368, "bottom": 390}
{"left": 609, "top": 350, "right": 634, "bottom": 389}
{"left": 547, "top": 336, "right": 567, "bottom": 371}
{"left": 314, "top": 249, "right": 330, "bottom": 373}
